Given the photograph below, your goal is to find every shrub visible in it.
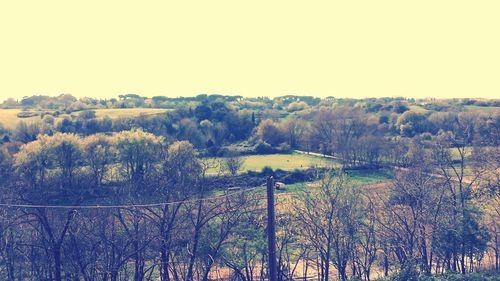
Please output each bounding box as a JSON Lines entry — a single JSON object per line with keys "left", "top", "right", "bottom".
{"left": 79, "top": 110, "right": 96, "bottom": 119}
{"left": 260, "top": 166, "right": 274, "bottom": 176}
{"left": 393, "top": 261, "right": 419, "bottom": 281}
{"left": 277, "top": 143, "right": 291, "bottom": 152}
{"left": 254, "top": 141, "right": 274, "bottom": 154}
{"left": 16, "top": 111, "right": 38, "bottom": 118}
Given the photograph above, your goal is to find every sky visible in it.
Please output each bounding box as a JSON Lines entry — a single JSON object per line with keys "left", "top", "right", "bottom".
{"left": 0, "top": 1, "right": 499, "bottom": 100}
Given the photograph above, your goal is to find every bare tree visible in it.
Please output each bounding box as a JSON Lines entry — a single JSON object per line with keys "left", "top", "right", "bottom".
{"left": 294, "top": 172, "right": 364, "bottom": 281}
{"left": 222, "top": 152, "right": 244, "bottom": 176}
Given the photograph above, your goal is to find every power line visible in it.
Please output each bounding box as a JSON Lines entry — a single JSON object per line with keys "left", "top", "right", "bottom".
{"left": 0, "top": 186, "right": 262, "bottom": 209}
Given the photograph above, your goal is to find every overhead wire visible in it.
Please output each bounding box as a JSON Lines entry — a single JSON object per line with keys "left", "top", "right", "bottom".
{"left": 0, "top": 185, "right": 264, "bottom": 209}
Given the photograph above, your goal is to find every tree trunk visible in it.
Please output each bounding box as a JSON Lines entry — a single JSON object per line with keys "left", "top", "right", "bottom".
{"left": 110, "top": 270, "right": 118, "bottom": 281}
{"left": 383, "top": 252, "right": 389, "bottom": 277}
{"left": 160, "top": 246, "right": 170, "bottom": 281}
{"left": 186, "top": 201, "right": 203, "bottom": 281}
{"left": 53, "top": 247, "right": 63, "bottom": 281}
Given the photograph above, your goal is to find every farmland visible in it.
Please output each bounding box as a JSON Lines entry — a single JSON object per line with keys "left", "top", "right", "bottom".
{"left": 0, "top": 108, "right": 169, "bottom": 129}
{"left": 0, "top": 109, "right": 43, "bottom": 129}
{"left": 207, "top": 152, "right": 340, "bottom": 175}
{"left": 86, "top": 108, "right": 169, "bottom": 119}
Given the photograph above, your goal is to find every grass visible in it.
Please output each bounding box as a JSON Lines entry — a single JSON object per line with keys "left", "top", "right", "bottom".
{"left": 409, "top": 105, "right": 429, "bottom": 113}
{"left": 241, "top": 153, "right": 339, "bottom": 171}
{"left": 274, "top": 169, "right": 393, "bottom": 194}
{"left": 207, "top": 152, "right": 340, "bottom": 174}
{"left": 0, "top": 109, "right": 43, "bottom": 129}
{"left": 210, "top": 153, "right": 392, "bottom": 194}
{"left": 0, "top": 108, "right": 169, "bottom": 129}
{"left": 465, "top": 105, "right": 500, "bottom": 113}
{"left": 85, "top": 108, "right": 169, "bottom": 119}
{"left": 214, "top": 169, "right": 393, "bottom": 198}
{"left": 345, "top": 169, "right": 394, "bottom": 186}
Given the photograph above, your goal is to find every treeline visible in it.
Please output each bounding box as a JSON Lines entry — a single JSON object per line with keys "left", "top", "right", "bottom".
{"left": 1, "top": 100, "right": 256, "bottom": 154}
{"left": 252, "top": 106, "right": 498, "bottom": 169}
{"left": 1, "top": 96, "right": 498, "bottom": 161}
{"left": 2, "top": 94, "right": 499, "bottom": 112}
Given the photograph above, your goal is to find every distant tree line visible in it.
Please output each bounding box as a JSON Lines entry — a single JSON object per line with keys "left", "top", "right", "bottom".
{"left": 1, "top": 95, "right": 498, "bottom": 159}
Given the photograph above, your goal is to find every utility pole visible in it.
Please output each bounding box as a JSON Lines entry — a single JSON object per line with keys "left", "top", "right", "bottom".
{"left": 266, "top": 176, "right": 277, "bottom": 281}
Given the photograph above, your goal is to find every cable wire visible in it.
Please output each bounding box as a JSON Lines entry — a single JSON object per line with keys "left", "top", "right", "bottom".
{"left": 0, "top": 186, "right": 263, "bottom": 209}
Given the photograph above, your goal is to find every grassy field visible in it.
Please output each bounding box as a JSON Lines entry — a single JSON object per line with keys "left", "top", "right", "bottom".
{"left": 465, "top": 105, "right": 500, "bottom": 113}
{"left": 0, "top": 109, "right": 43, "bottom": 129}
{"left": 241, "top": 153, "right": 339, "bottom": 171}
{"left": 87, "top": 108, "right": 169, "bottom": 119}
{"left": 409, "top": 105, "right": 429, "bottom": 113}
{"left": 0, "top": 108, "right": 169, "bottom": 129}
{"left": 276, "top": 169, "right": 393, "bottom": 193}
{"left": 210, "top": 153, "right": 393, "bottom": 196}
{"left": 207, "top": 152, "right": 340, "bottom": 174}
{"left": 216, "top": 169, "right": 393, "bottom": 199}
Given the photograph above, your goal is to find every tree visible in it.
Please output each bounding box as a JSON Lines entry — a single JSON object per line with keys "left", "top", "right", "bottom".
{"left": 254, "top": 119, "right": 285, "bottom": 147}
{"left": 14, "top": 121, "right": 41, "bottom": 143}
{"left": 43, "top": 133, "right": 83, "bottom": 188}
{"left": 14, "top": 136, "right": 51, "bottom": 189}
{"left": 113, "top": 129, "right": 164, "bottom": 184}
{"left": 312, "top": 106, "right": 367, "bottom": 167}
{"left": 295, "top": 172, "right": 364, "bottom": 281}
{"left": 222, "top": 152, "right": 244, "bottom": 176}
{"left": 396, "top": 111, "right": 429, "bottom": 137}
{"left": 380, "top": 168, "right": 446, "bottom": 275}
{"left": 0, "top": 144, "right": 14, "bottom": 184}
{"left": 430, "top": 114, "right": 491, "bottom": 274}
{"left": 281, "top": 116, "right": 308, "bottom": 149}
{"left": 82, "top": 134, "right": 115, "bottom": 187}
{"left": 164, "top": 140, "right": 201, "bottom": 188}
{"left": 194, "top": 103, "right": 212, "bottom": 121}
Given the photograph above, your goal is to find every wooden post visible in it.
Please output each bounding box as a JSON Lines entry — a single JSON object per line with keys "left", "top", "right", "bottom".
{"left": 266, "top": 176, "right": 277, "bottom": 281}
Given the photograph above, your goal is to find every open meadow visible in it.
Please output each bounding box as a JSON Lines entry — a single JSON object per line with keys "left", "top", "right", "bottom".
{"left": 206, "top": 152, "right": 340, "bottom": 175}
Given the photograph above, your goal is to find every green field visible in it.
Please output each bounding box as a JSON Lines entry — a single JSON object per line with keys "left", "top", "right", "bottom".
{"left": 287, "top": 170, "right": 392, "bottom": 191}
{"left": 256, "top": 169, "right": 393, "bottom": 195}
{"left": 207, "top": 153, "right": 340, "bottom": 174}
{"left": 0, "top": 108, "right": 169, "bottom": 129}
{"left": 409, "top": 105, "right": 429, "bottom": 113}
{"left": 87, "top": 108, "right": 169, "bottom": 119}
{"left": 465, "top": 105, "right": 500, "bottom": 113}
{"left": 0, "top": 109, "right": 42, "bottom": 129}
{"left": 241, "top": 153, "right": 339, "bottom": 171}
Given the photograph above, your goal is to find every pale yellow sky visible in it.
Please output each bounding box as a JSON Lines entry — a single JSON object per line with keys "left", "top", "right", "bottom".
{"left": 0, "top": 1, "right": 499, "bottom": 100}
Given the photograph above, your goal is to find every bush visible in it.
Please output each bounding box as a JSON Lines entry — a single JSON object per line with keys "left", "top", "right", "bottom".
{"left": 277, "top": 143, "right": 292, "bottom": 152}
{"left": 254, "top": 141, "right": 274, "bottom": 154}
{"left": 79, "top": 110, "right": 96, "bottom": 119}
{"left": 393, "top": 261, "right": 419, "bottom": 281}
{"left": 16, "top": 111, "right": 39, "bottom": 118}
{"left": 280, "top": 169, "right": 313, "bottom": 184}
{"left": 260, "top": 166, "right": 274, "bottom": 176}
